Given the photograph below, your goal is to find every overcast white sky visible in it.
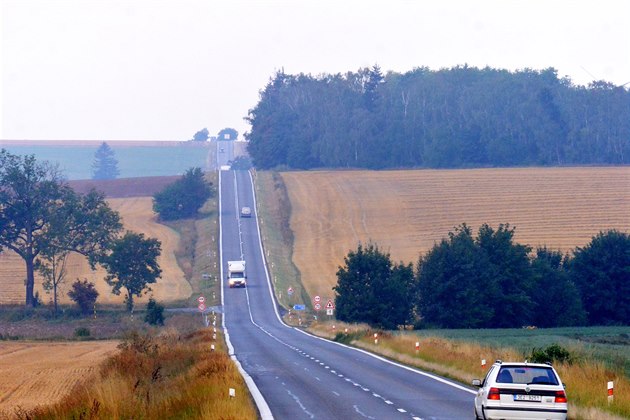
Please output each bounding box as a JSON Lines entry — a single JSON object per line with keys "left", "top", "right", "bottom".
{"left": 1, "top": 0, "right": 629, "bottom": 141}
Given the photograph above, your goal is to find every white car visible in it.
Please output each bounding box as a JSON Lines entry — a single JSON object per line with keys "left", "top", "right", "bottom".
{"left": 472, "top": 360, "right": 567, "bottom": 420}
{"left": 240, "top": 206, "right": 252, "bottom": 218}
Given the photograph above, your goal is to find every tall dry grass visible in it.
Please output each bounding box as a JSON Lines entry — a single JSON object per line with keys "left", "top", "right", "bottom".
{"left": 310, "top": 322, "right": 630, "bottom": 419}
{"left": 14, "top": 328, "right": 257, "bottom": 420}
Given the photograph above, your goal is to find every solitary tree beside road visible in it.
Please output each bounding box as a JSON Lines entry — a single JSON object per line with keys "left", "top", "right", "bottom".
{"left": 101, "top": 231, "right": 162, "bottom": 312}
{"left": 153, "top": 167, "right": 213, "bottom": 221}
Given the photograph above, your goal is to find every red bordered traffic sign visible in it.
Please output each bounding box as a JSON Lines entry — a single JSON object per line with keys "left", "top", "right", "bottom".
{"left": 325, "top": 299, "right": 335, "bottom": 309}
{"left": 198, "top": 296, "right": 205, "bottom": 304}
{"left": 198, "top": 303, "right": 206, "bottom": 312}
{"left": 314, "top": 303, "right": 322, "bottom": 311}
{"left": 314, "top": 295, "right": 321, "bottom": 303}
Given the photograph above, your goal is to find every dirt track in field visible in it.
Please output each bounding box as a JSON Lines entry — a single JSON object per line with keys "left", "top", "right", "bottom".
{"left": 0, "top": 340, "right": 119, "bottom": 415}
{"left": 281, "top": 167, "right": 630, "bottom": 299}
{"left": 0, "top": 197, "right": 191, "bottom": 305}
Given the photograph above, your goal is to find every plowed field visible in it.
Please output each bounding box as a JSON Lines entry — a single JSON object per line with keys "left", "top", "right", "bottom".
{"left": 0, "top": 340, "right": 119, "bottom": 415}
{"left": 281, "top": 167, "right": 630, "bottom": 299}
{"left": 0, "top": 197, "right": 191, "bottom": 305}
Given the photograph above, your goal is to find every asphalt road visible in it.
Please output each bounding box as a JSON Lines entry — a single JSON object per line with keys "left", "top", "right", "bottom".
{"left": 217, "top": 143, "right": 475, "bottom": 419}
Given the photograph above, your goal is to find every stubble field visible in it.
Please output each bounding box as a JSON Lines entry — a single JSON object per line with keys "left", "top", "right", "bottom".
{"left": 0, "top": 340, "right": 119, "bottom": 415}
{"left": 0, "top": 196, "right": 191, "bottom": 305}
{"left": 281, "top": 167, "right": 630, "bottom": 299}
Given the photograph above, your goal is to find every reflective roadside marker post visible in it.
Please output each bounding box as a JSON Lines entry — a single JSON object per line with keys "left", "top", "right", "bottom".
{"left": 482, "top": 359, "right": 487, "bottom": 370}
{"left": 608, "top": 381, "right": 614, "bottom": 404}
{"left": 374, "top": 333, "right": 378, "bottom": 345}
{"left": 415, "top": 342, "right": 420, "bottom": 351}
{"left": 229, "top": 388, "right": 236, "bottom": 398}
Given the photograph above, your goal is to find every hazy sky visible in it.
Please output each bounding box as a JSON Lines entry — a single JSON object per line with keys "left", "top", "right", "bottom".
{"left": 2, "top": 0, "right": 629, "bottom": 141}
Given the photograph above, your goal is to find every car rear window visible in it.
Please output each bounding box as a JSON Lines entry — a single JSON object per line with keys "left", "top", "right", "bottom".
{"left": 496, "top": 366, "right": 559, "bottom": 385}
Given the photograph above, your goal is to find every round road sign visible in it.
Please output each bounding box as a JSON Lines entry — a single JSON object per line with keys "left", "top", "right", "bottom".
{"left": 198, "top": 303, "right": 206, "bottom": 312}
{"left": 314, "top": 303, "right": 322, "bottom": 311}
{"left": 314, "top": 295, "right": 321, "bottom": 303}
{"left": 198, "top": 296, "right": 205, "bottom": 304}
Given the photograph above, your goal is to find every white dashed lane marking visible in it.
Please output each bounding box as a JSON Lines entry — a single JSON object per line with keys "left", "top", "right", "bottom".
{"left": 285, "top": 336, "right": 423, "bottom": 418}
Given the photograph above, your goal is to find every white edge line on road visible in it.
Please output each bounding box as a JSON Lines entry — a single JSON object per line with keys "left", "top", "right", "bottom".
{"left": 247, "top": 170, "right": 476, "bottom": 396}
{"left": 219, "top": 169, "right": 274, "bottom": 420}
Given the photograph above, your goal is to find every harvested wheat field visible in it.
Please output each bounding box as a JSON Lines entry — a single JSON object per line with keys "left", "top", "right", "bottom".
{"left": 0, "top": 340, "right": 119, "bottom": 415}
{"left": 281, "top": 167, "right": 630, "bottom": 299}
{"left": 0, "top": 197, "right": 191, "bottom": 305}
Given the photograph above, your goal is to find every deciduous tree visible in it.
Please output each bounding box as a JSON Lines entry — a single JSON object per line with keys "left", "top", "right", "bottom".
{"left": 101, "top": 231, "right": 162, "bottom": 312}
{"left": 36, "top": 189, "right": 122, "bottom": 314}
{"left": 569, "top": 230, "right": 630, "bottom": 325}
{"left": 191, "top": 128, "right": 209, "bottom": 142}
{"left": 475, "top": 223, "right": 533, "bottom": 327}
{"left": 530, "top": 247, "right": 586, "bottom": 327}
{"left": 152, "top": 167, "right": 213, "bottom": 221}
{"left": 217, "top": 127, "right": 238, "bottom": 141}
{"left": 417, "top": 225, "right": 495, "bottom": 328}
{"left": 334, "top": 243, "right": 415, "bottom": 329}
{"left": 67, "top": 279, "right": 99, "bottom": 315}
{"left": 1, "top": 150, "right": 120, "bottom": 307}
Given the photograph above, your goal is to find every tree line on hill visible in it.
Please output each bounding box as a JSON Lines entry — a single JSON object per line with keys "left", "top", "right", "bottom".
{"left": 0, "top": 149, "right": 213, "bottom": 315}
{"left": 334, "top": 225, "right": 630, "bottom": 329}
{"left": 246, "top": 66, "right": 630, "bottom": 169}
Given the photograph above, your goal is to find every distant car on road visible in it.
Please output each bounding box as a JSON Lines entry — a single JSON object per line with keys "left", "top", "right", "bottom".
{"left": 473, "top": 360, "right": 567, "bottom": 420}
{"left": 240, "top": 206, "right": 252, "bottom": 218}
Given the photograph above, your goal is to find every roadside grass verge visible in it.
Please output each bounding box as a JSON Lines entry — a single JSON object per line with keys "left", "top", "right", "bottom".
{"left": 252, "top": 171, "right": 307, "bottom": 310}
{"left": 163, "top": 171, "right": 221, "bottom": 309}
{"left": 310, "top": 322, "right": 630, "bottom": 419}
{"left": 163, "top": 218, "right": 197, "bottom": 281}
{"left": 193, "top": 171, "right": 221, "bottom": 308}
{"left": 15, "top": 328, "right": 258, "bottom": 419}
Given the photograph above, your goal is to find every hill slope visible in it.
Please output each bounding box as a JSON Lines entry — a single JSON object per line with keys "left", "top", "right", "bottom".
{"left": 281, "top": 167, "right": 630, "bottom": 299}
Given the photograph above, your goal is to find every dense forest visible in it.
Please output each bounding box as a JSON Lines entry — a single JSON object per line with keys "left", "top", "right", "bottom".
{"left": 246, "top": 66, "right": 630, "bottom": 169}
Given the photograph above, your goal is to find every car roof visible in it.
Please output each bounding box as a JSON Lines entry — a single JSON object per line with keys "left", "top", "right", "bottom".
{"left": 495, "top": 362, "right": 555, "bottom": 369}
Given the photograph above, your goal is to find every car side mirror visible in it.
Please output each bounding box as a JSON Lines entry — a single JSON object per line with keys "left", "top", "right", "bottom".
{"left": 472, "top": 379, "right": 482, "bottom": 387}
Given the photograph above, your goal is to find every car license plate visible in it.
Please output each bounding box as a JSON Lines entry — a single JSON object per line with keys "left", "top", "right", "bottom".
{"left": 514, "top": 394, "right": 542, "bottom": 402}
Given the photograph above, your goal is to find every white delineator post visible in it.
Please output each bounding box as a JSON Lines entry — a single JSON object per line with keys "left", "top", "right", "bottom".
{"left": 415, "top": 342, "right": 420, "bottom": 351}
{"left": 481, "top": 359, "right": 486, "bottom": 370}
{"left": 608, "top": 381, "right": 614, "bottom": 404}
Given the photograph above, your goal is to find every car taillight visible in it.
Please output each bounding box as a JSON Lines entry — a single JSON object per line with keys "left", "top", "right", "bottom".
{"left": 488, "top": 387, "right": 500, "bottom": 400}
{"left": 554, "top": 390, "right": 567, "bottom": 403}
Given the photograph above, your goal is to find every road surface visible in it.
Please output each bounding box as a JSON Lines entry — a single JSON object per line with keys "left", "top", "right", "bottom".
{"left": 217, "top": 141, "right": 475, "bottom": 419}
